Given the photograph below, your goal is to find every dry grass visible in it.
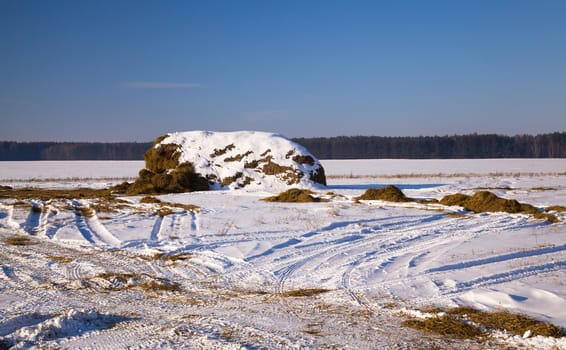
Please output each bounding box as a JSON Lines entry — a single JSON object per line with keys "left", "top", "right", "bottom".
{"left": 2, "top": 177, "right": 135, "bottom": 184}
{"left": 439, "top": 191, "right": 559, "bottom": 223}
{"left": 303, "top": 322, "right": 323, "bottom": 336}
{"left": 4, "top": 235, "right": 38, "bottom": 246}
{"left": 140, "top": 196, "right": 162, "bottom": 204}
{"left": 355, "top": 185, "right": 411, "bottom": 202}
{"left": 140, "top": 196, "right": 200, "bottom": 215}
{"left": 349, "top": 186, "right": 558, "bottom": 222}
{"left": 402, "top": 306, "right": 564, "bottom": 340}
{"left": 0, "top": 188, "right": 132, "bottom": 218}
{"left": 75, "top": 204, "right": 95, "bottom": 218}
{"left": 402, "top": 316, "right": 483, "bottom": 339}
{"left": 531, "top": 187, "right": 556, "bottom": 191}
{"left": 292, "top": 155, "right": 315, "bottom": 165}
{"left": 138, "top": 279, "right": 182, "bottom": 293}
{"left": 209, "top": 143, "right": 235, "bottom": 157}
{"left": 448, "top": 306, "right": 564, "bottom": 338}
{"left": 533, "top": 212, "right": 561, "bottom": 223}
{"left": 0, "top": 187, "right": 114, "bottom": 201}
{"left": 155, "top": 207, "right": 173, "bottom": 217}
{"left": 121, "top": 134, "right": 211, "bottom": 195}
{"left": 261, "top": 161, "right": 301, "bottom": 185}
{"left": 122, "top": 161, "right": 210, "bottom": 195}
{"left": 47, "top": 255, "right": 73, "bottom": 263}
{"left": 263, "top": 189, "right": 326, "bottom": 203}
{"left": 221, "top": 172, "right": 243, "bottom": 186}
{"left": 279, "top": 288, "right": 331, "bottom": 297}
{"left": 546, "top": 205, "right": 566, "bottom": 212}
{"left": 441, "top": 191, "right": 525, "bottom": 213}
{"left": 446, "top": 213, "right": 469, "bottom": 219}
{"left": 90, "top": 272, "right": 182, "bottom": 293}
{"left": 152, "top": 252, "right": 192, "bottom": 262}
{"left": 224, "top": 150, "right": 253, "bottom": 162}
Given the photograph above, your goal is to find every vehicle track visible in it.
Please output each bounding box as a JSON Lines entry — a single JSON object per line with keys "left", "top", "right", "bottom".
{"left": 268, "top": 213, "right": 532, "bottom": 303}
{"left": 21, "top": 201, "right": 43, "bottom": 235}
{"left": 448, "top": 259, "right": 566, "bottom": 294}
{"left": 72, "top": 201, "right": 121, "bottom": 246}
{"left": 426, "top": 243, "right": 566, "bottom": 273}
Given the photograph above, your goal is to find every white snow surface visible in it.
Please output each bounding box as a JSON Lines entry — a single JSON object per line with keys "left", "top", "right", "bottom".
{"left": 1, "top": 159, "right": 565, "bottom": 349}
{"left": 157, "top": 130, "right": 325, "bottom": 190}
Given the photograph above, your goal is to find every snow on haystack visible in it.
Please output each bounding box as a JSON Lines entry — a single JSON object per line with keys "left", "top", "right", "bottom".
{"left": 124, "top": 131, "right": 326, "bottom": 194}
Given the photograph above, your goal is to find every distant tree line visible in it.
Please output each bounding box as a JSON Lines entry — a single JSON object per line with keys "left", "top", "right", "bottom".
{"left": 0, "top": 133, "right": 564, "bottom": 160}
{"left": 294, "top": 132, "right": 566, "bottom": 159}
{"left": 0, "top": 142, "right": 152, "bottom": 161}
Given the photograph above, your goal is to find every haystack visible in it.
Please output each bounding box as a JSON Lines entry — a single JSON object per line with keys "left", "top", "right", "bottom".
{"left": 119, "top": 131, "right": 326, "bottom": 195}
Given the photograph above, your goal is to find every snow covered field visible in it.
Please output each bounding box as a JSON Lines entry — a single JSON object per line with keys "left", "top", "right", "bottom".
{"left": 1, "top": 159, "right": 565, "bottom": 349}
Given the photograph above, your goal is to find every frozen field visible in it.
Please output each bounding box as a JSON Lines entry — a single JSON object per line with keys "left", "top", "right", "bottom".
{"left": 1, "top": 159, "right": 565, "bottom": 349}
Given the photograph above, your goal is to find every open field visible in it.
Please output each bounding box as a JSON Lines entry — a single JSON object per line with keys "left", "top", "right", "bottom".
{"left": 1, "top": 160, "right": 565, "bottom": 349}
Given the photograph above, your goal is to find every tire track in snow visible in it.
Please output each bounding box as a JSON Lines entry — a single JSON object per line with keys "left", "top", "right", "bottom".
{"left": 271, "top": 213, "right": 530, "bottom": 300}
{"left": 157, "top": 213, "right": 186, "bottom": 241}
{"left": 73, "top": 201, "right": 121, "bottom": 246}
{"left": 337, "top": 214, "right": 533, "bottom": 293}
{"left": 24, "top": 202, "right": 58, "bottom": 238}
{"left": 150, "top": 216, "right": 163, "bottom": 241}
{"left": 190, "top": 210, "right": 199, "bottom": 232}
{"left": 258, "top": 214, "right": 446, "bottom": 265}
{"left": 21, "top": 201, "right": 43, "bottom": 235}
{"left": 0, "top": 204, "right": 22, "bottom": 231}
{"left": 445, "top": 260, "right": 566, "bottom": 294}
{"left": 341, "top": 261, "right": 372, "bottom": 307}
{"left": 270, "top": 214, "right": 452, "bottom": 294}
{"left": 426, "top": 243, "right": 566, "bottom": 273}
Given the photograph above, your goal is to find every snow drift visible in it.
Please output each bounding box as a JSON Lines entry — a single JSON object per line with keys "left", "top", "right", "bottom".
{"left": 124, "top": 131, "right": 326, "bottom": 194}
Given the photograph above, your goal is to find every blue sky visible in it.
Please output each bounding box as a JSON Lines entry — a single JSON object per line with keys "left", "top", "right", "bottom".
{"left": 1, "top": 0, "right": 565, "bottom": 141}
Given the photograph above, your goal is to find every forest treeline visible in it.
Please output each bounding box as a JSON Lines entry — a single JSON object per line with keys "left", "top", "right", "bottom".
{"left": 294, "top": 132, "right": 566, "bottom": 159}
{"left": 0, "top": 142, "right": 152, "bottom": 161}
{"left": 0, "top": 132, "right": 564, "bottom": 160}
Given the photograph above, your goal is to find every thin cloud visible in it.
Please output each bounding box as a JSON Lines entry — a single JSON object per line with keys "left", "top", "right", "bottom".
{"left": 124, "top": 81, "right": 203, "bottom": 89}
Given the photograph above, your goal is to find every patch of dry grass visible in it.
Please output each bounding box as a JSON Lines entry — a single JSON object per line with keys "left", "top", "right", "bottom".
{"left": 531, "top": 187, "right": 556, "bottom": 191}
{"left": 263, "top": 189, "right": 326, "bottom": 203}
{"left": 210, "top": 143, "right": 235, "bottom": 158}
{"left": 152, "top": 252, "right": 192, "bottom": 262}
{"left": 533, "top": 212, "right": 561, "bottom": 223}
{"left": 4, "top": 235, "right": 37, "bottom": 246}
{"left": 439, "top": 191, "right": 559, "bottom": 223}
{"left": 546, "top": 205, "right": 566, "bottom": 212}
{"left": 441, "top": 191, "right": 525, "bottom": 213}
{"left": 448, "top": 306, "right": 564, "bottom": 338}
{"left": 47, "top": 255, "right": 73, "bottom": 263}
{"left": 402, "top": 306, "right": 564, "bottom": 340}
{"left": 355, "top": 185, "right": 411, "bottom": 202}
{"left": 75, "top": 205, "right": 95, "bottom": 218}
{"left": 445, "top": 213, "right": 469, "bottom": 219}
{"left": 139, "top": 196, "right": 162, "bottom": 204}
{"left": 402, "top": 315, "right": 483, "bottom": 339}
{"left": 279, "top": 288, "right": 331, "bottom": 297}
{"left": 89, "top": 272, "right": 182, "bottom": 293}
{"left": 140, "top": 196, "right": 200, "bottom": 216}
{"left": 224, "top": 150, "right": 253, "bottom": 162}
{"left": 0, "top": 187, "right": 114, "bottom": 201}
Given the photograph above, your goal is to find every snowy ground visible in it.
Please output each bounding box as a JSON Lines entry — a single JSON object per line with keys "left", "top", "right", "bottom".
{"left": 1, "top": 159, "right": 565, "bottom": 349}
